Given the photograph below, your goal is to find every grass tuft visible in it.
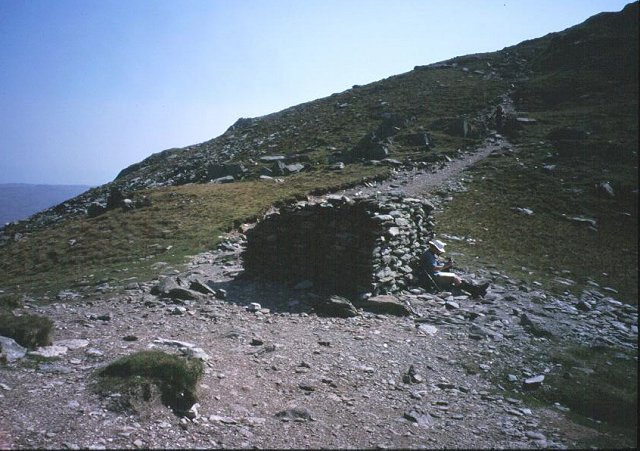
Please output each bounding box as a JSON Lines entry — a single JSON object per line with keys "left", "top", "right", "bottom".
{"left": 95, "top": 350, "right": 204, "bottom": 415}
{"left": 0, "top": 313, "right": 53, "bottom": 349}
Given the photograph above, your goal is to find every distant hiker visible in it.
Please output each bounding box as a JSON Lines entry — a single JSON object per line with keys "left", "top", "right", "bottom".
{"left": 421, "top": 240, "right": 489, "bottom": 297}
{"left": 494, "top": 105, "right": 504, "bottom": 133}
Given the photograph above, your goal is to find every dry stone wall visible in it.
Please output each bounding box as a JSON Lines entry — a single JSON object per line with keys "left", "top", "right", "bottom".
{"left": 243, "top": 193, "right": 434, "bottom": 297}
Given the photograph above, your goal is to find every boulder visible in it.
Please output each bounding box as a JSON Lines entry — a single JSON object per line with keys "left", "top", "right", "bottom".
{"left": 396, "top": 132, "right": 433, "bottom": 148}
{"left": 357, "top": 295, "right": 412, "bottom": 316}
{"left": 520, "top": 313, "right": 554, "bottom": 338}
{"left": 596, "top": 181, "right": 615, "bottom": 197}
{"left": 151, "top": 277, "right": 201, "bottom": 301}
{"left": 211, "top": 175, "right": 235, "bottom": 184}
{"left": 0, "top": 336, "right": 27, "bottom": 363}
{"left": 314, "top": 296, "right": 359, "bottom": 318}
{"left": 348, "top": 133, "right": 390, "bottom": 161}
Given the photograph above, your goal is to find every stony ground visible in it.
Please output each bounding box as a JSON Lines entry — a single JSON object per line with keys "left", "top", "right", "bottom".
{"left": 1, "top": 130, "right": 637, "bottom": 450}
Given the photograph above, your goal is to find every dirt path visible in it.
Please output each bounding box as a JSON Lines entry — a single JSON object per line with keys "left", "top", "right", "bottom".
{"left": 339, "top": 93, "right": 515, "bottom": 199}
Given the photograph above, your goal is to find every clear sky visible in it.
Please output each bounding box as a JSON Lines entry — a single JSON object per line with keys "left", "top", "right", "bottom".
{"left": 0, "top": 0, "right": 632, "bottom": 186}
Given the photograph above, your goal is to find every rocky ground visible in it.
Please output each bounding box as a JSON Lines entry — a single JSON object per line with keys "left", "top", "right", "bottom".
{"left": 1, "top": 130, "right": 637, "bottom": 449}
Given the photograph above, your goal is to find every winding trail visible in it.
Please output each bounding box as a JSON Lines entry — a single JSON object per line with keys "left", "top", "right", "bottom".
{"left": 337, "top": 94, "right": 516, "bottom": 200}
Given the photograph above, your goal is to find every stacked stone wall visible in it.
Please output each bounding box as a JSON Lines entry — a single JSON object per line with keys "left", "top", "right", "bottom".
{"left": 243, "top": 193, "right": 434, "bottom": 296}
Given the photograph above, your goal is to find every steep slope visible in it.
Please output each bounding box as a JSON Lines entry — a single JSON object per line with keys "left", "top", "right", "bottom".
{"left": 437, "top": 1, "right": 638, "bottom": 303}
{"left": 0, "top": 3, "right": 637, "bottom": 301}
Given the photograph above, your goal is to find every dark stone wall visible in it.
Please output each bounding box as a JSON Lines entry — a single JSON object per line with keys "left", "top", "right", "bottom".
{"left": 243, "top": 193, "right": 434, "bottom": 297}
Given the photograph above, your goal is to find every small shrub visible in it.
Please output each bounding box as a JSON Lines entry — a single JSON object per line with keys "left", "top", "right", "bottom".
{"left": 0, "top": 313, "right": 53, "bottom": 349}
{"left": 0, "top": 294, "right": 23, "bottom": 312}
{"left": 96, "top": 350, "right": 204, "bottom": 415}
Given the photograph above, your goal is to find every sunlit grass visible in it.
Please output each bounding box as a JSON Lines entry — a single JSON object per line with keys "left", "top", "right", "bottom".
{"left": 0, "top": 166, "right": 389, "bottom": 296}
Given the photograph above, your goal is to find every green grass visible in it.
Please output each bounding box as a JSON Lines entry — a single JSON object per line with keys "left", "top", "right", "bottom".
{"left": 95, "top": 350, "right": 204, "bottom": 415}
{"left": 0, "top": 166, "right": 389, "bottom": 296}
{"left": 436, "top": 67, "right": 638, "bottom": 304}
{"left": 495, "top": 344, "right": 637, "bottom": 448}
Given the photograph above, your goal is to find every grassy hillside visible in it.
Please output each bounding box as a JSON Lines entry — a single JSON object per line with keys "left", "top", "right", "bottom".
{"left": 0, "top": 3, "right": 637, "bottom": 304}
{"left": 0, "top": 166, "right": 388, "bottom": 296}
{"left": 436, "top": 3, "right": 638, "bottom": 303}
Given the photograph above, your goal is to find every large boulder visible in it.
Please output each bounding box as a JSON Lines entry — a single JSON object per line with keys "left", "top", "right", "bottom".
{"left": 357, "top": 295, "right": 412, "bottom": 316}
{"left": 347, "top": 133, "right": 390, "bottom": 162}
{"left": 313, "top": 296, "right": 359, "bottom": 318}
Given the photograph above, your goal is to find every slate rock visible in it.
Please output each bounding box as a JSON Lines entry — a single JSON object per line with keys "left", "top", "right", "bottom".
{"left": 404, "top": 410, "right": 432, "bottom": 427}
{"left": 0, "top": 336, "right": 27, "bottom": 362}
{"left": 28, "top": 345, "right": 68, "bottom": 359}
{"left": 523, "top": 375, "right": 545, "bottom": 390}
{"left": 520, "top": 313, "right": 554, "bottom": 338}
{"left": 358, "top": 295, "right": 411, "bottom": 316}
{"left": 189, "top": 280, "right": 217, "bottom": 296}
{"left": 314, "top": 296, "right": 359, "bottom": 318}
{"left": 212, "top": 175, "right": 235, "bottom": 184}
{"left": 54, "top": 339, "right": 89, "bottom": 350}
{"left": 275, "top": 407, "right": 314, "bottom": 421}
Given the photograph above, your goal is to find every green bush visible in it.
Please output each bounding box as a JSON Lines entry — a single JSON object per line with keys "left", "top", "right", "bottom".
{"left": 0, "top": 294, "right": 23, "bottom": 311}
{"left": 0, "top": 312, "right": 53, "bottom": 349}
{"left": 96, "top": 350, "right": 204, "bottom": 415}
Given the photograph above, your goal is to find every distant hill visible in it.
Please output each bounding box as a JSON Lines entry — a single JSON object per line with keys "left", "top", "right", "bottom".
{"left": 0, "top": 184, "right": 90, "bottom": 226}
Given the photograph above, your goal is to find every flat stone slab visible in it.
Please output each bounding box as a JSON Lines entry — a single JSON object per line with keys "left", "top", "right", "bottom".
{"left": 359, "top": 295, "right": 412, "bottom": 316}
{"left": 28, "top": 345, "right": 68, "bottom": 359}
{"left": 54, "top": 339, "right": 89, "bottom": 350}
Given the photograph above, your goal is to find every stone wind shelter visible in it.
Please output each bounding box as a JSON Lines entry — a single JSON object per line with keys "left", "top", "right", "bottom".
{"left": 242, "top": 193, "right": 435, "bottom": 297}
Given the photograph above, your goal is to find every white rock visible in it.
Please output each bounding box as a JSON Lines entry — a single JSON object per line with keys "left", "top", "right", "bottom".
{"left": 55, "top": 339, "right": 89, "bottom": 349}
{"left": 28, "top": 345, "right": 68, "bottom": 359}
{"left": 154, "top": 338, "right": 196, "bottom": 348}
{"left": 0, "top": 336, "right": 27, "bottom": 362}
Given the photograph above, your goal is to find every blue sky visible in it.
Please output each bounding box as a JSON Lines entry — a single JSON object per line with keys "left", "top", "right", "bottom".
{"left": 0, "top": 0, "right": 632, "bottom": 186}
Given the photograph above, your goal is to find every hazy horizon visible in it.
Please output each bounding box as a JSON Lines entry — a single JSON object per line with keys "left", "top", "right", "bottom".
{"left": 0, "top": 0, "right": 631, "bottom": 186}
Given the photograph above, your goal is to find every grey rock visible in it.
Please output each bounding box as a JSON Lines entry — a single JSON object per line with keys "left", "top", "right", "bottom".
{"left": 284, "top": 163, "right": 305, "bottom": 174}
{"left": 0, "top": 336, "right": 27, "bottom": 362}
{"left": 404, "top": 410, "right": 432, "bottom": 427}
{"left": 211, "top": 175, "right": 235, "bottom": 184}
{"left": 54, "top": 339, "right": 89, "bottom": 349}
{"left": 523, "top": 375, "right": 545, "bottom": 390}
{"left": 596, "top": 181, "right": 615, "bottom": 197}
{"left": 275, "top": 407, "right": 314, "bottom": 421}
{"left": 38, "top": 363, "right": 73, "bottom": 374}
{"left": 417, "top": 324, "right": 438, "bottom": 336}
{"left": 526, "top": 431, "right": 547, "bottom": 441}
{"left": 189, "top": 279, "right": 217, "bottom": 296}
{"left": 358, "top": 295, "right": 412, "bottom": 316}
{"left": 28, "top": 345, "right": 68, "bottom": 359}
{"left": 520, "top": 313, "right": 554, "bottom": 338}
{"left": 314, "top": 296, "right": 359, "bottom": 318}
